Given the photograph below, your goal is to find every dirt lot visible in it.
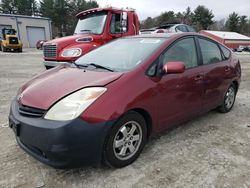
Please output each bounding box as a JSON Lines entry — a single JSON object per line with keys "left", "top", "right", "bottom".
{"left": 0, "top": 49, "right": 249, "bottom": 188}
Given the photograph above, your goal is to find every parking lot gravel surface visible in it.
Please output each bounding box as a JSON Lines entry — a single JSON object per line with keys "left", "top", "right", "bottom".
{"left": 0, "top": 49, "right": 249, "bottom": 188}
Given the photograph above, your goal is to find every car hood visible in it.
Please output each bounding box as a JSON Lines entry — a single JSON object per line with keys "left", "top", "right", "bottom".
{"left": 18, "top": 66, "right": 123, "bottom": 110}
{"left": 45, "top": 35, "right": 81, "bottom": 46}
{"left": 44, "top": 34, "right": 100, "bottom": 50}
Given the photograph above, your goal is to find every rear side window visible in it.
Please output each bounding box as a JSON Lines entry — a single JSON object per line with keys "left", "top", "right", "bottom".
{"left": 199, "top": 38, "right": 222, "bottom": 64}
{"left": 162, "top": 37, "right": 198, "bottom": 69}
{"left": 220, "top": 45, "right": 231, "bottom": 59}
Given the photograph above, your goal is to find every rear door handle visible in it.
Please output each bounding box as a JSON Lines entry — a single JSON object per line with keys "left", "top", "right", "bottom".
{"left": 194, "top": 75, "right": 203, "bottom": 81}
{"left": 225, "top": 66, "right": 230, "bottom": 72}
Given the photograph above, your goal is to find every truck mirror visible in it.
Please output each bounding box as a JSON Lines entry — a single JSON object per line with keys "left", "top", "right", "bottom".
{"left": 121, "top": 12, "right": 127, "bottom": 23}
{"left": 120, "top": 12, "right": 128, "bottom": 33}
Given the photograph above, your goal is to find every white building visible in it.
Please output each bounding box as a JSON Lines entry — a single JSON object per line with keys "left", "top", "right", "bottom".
{"left": 200, "top": 30, "right": 250, "bottom": 49}
{"left": 0, "top": 14, "right": 52, "bottom": 48}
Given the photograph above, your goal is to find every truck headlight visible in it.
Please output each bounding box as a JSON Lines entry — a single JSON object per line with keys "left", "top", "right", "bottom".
{"left": 44, "top": 87, "right": 106, "bottom": 121}
{"left": 61, "top": 48, "right": 82, "bottom": 57}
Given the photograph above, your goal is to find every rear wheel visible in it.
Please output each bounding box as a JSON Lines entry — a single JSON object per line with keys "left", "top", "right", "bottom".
{"left": 18, "top": 48, "right": 22, "bottom": 53}
{"left": 104, "top": 111, "right": 147, "bottom": 168}
{"left": 0, "top": 43, "right": 2, "bottom": 51}
{"left": 219, "top": 84, "right": 236, "bottom": 113}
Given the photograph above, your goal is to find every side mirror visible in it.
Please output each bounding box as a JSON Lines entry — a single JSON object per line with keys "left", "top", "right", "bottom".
{"left": 120, "top": 12, "right": 128, "bottom": 32}
{"left": 163, "top": 61, "right": 185, "bottom": 74}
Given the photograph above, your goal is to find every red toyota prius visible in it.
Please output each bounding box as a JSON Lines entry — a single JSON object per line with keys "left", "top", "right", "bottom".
{"left": 9, "top": 33, "right": 241, "bottom": 168}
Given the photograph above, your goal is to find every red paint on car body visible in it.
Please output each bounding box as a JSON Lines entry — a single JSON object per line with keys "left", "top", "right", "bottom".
{"left": 22, "top": 33, "right": 241, "bottom": 134}
{"left": 19, "top": 65, "right": 123, "bottom": 110}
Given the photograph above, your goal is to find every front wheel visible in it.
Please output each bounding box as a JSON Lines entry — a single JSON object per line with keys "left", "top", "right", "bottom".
{"left": 219, "top": 84, "right": 236, "bottom": 113}
{"left": 104, "top": 111, "right": 147, "bottom": 168}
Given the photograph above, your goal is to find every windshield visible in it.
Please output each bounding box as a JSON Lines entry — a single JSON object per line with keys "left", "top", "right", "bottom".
{"left": 75, "top": 38, "right": 166, "bottom": 71}
{"left": 74, "top": 12, "right": 107, "bottom": 35}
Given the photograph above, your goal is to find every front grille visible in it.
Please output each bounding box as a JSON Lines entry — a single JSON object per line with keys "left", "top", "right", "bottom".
{"left": 43, "top": 44, "right": 57, "bottom": 58}
{"left": 18, "top": 104, "right": 46, "bottom": 118}
{"left": 9, "top": 37, "right": 18, "bottom": 44}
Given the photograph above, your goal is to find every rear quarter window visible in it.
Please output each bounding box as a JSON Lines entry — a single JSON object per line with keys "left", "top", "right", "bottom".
{"left": 220, "top": 45, "right": 231, "bottom": 60}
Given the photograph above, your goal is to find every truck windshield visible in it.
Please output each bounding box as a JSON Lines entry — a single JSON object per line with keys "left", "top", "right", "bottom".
{"left": 75, "top": 38, "right": 166, "bottom": 72}
{"left": 74, "top": 12, "right": 107, "bottom": 35}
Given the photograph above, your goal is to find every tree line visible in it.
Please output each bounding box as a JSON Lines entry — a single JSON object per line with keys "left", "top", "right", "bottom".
{"left": 0, "top": 0, "right": 98, "bottom": 37}
{"left": 1, "top": 1, "right": 250, "bottom": 37}
{"left": 141, "top": 5, "right": 250, "bottom": 36}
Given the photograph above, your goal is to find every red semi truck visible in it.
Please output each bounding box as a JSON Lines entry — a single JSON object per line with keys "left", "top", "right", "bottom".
{"left": 43, "top": 7, "right": 140, "bottom": 69}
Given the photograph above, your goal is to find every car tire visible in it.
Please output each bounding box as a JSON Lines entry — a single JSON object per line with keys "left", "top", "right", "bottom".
{"left": 0, "top": 43, "right": 2, "bottom": 51}
{"left": 219, "top": 84, "right": 236, "bottom": 113}
{"left": 103, "top": 111, "right": 147, "bottom": 168}
{"left": 18, "top": 48, "right": 22, "bottom": 53}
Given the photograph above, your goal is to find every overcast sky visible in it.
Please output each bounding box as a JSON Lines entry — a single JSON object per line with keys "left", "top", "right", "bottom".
{"left": 95, "top": 0, "right": 250, "bottom": 21}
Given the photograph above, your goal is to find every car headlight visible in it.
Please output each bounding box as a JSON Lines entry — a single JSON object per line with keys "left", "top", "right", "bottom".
{"left": 61, "top": 48, "right": 82, "bottom": 57}
{"left": 44, "top": 87, "right": 107, "bottom": 121}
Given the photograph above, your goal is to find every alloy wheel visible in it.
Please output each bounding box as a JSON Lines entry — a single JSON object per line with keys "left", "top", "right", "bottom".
{"left": 113, "top": 121, "right": 142, "bottom": 161}
{"left": 225, "top": 86, "right": 235, "bottom": 109}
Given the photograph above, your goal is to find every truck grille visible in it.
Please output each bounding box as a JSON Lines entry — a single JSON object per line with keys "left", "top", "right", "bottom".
{"left": 18, "top": 104, "right": 46, "bottom": 118}
{"left": 43, "top": 44, "right": 57, "bottom": 58}
{"left": 9, "top": 37, "right": 18, "bottom": 44}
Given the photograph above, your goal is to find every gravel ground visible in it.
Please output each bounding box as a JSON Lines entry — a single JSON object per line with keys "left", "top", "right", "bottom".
{"left": 0, "top": 49, "right": 249, "bottom": 188}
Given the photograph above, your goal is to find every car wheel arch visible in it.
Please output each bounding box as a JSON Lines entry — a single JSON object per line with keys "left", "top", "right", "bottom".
{"left": 232, "top": 80, "right": 239, "bottom": 93}
{"left": 108, "top": 108, "right": 152, "bottom": 139}
{"left": 101, "top": 109, "right": 149, "bottom": 167}
{"left": 129, "top": 108, "right": 152, "bottom": 139}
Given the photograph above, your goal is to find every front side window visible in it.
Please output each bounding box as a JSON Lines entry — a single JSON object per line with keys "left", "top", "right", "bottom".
{"left": 199, "top": 38, "right": 223, "bottom": 64}
{"left": 162, "top": 37, "right": 198, "bottom": 69}
{"left": 74, "top": 12, "right": 107, "bottom": 35}
{"left": 110, "top": 13, "right": 128, "bottom": 34}
{"left": 76, "top": 38, "right": 165, "bottom": 71}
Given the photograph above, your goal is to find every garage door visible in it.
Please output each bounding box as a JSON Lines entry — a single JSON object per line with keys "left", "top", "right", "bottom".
{"left": 27, "top": 27, "right": 46, "bottom": 48}
{"left": 0, "top": 25, "right": 12, "bottom": 39}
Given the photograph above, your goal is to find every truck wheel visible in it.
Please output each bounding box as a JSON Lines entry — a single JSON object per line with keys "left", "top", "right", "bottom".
{"left": 18, "top": 48, "right": 22, "bottom": 53}
{"left": 103, "top": 111, "right": 147, "bottom": 168}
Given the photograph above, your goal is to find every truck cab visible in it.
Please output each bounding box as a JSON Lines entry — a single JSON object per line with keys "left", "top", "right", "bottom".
{"left": 43, "top": 7, "right": 139, "bottom": 69}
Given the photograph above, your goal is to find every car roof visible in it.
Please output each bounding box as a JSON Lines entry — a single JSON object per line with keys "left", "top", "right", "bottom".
{"left": 126, "top": 32, "right": 200, "bottom": 39}
{"left": 158, "top": 23, "right": 182, "bottom": 27}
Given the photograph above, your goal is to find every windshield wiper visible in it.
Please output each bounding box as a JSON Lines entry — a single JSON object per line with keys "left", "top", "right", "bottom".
{"left": 73, "top": 62, "right": 114, "bottom": 72}
{"left": 72, "top": 61, "right": 87, "bottom": 68}
{"left": 88, "top": 63, "right": 114, "bottom": 72}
